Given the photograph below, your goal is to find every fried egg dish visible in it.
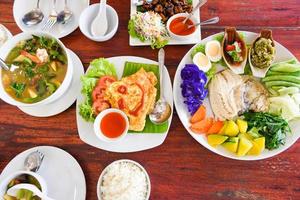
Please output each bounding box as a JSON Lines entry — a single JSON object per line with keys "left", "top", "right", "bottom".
{"left": 105, "top": 68, "right": 157, "bottom": 131}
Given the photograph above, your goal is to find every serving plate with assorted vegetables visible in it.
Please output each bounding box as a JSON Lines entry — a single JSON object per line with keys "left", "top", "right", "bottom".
{"left": 129, "top": 0, "right": 201, "bottom": 48}
{"left": 174, "top": 28, "right": 300, "bottom": 160}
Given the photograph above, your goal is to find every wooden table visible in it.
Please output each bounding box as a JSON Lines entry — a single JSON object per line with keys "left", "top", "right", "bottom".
{"left": 1, "top": 0, "right": 300, "bottom": 199}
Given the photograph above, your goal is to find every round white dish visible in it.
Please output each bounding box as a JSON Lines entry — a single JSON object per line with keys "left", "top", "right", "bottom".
{"left": 0, "top": 170, "right": 48, "bottom": 198}
{"left": 18, "top": 49, "right": 84, "bottom": 117}
{"left": 76, "top": 56, "right": 173, "bottom": 153}
{"left": 13, "top": 0, "right": 90, "bottom": 38}
{"left": 0, "top": 146, "right": 86, "bottom": 200}
{"left": 79, "top": 3, "right": 119, "bottom": 42}
{"left": 97, "top": 159, "right": 151, "bottom": 200}
{"left": 173, "top": 31, "right": 300, "bottom": 160}
{"left": 0, "top": 24, "right": 13, "bottom": 47}
{"left": 0, "top": 31, "right": 73, "bottom": 107}
{"left": 94, "top": 108, "right": 129, "bottom": 142}
{"left": 166, "top": 13, "right": 197, "bottom": 41}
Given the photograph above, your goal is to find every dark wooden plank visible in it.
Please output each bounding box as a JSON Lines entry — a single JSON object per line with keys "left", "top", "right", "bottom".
{"left": 0, "top": 0, "right": 300, "bottom": 200}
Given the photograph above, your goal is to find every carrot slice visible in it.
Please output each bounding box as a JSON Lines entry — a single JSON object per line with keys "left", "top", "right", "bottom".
{"left": 21, "top": 50, "right": 41, "bottom": 63}
{"left": 207, "top": 120, "right": 224, "bottom": 134}
{"left": 190, "top": 118, "right": 213, "bottom": 134}
{"left": 190, "top": 105, "right": 206, "bottom": 123}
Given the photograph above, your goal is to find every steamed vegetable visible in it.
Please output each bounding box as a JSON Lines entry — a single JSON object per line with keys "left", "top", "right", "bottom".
{"left": 181, "top": 64, "right": 208, "bottom": 115}
{"left": 243, "top": 112, "right": 291, "bottom": 150}
{"left": 79, "top": 58, "right": 117, "bottom": 122}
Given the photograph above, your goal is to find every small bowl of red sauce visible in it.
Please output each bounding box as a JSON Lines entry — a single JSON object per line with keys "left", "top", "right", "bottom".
{"left": 167, "top": 13, "right": 197, "bottom": 40}
{"left": 94, "top": 108, "right": 129, "bottom": 142}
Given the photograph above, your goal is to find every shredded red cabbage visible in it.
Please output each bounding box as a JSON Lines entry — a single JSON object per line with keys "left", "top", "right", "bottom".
{"left": 181, "top": 64, "right": 208, "bottom": 115}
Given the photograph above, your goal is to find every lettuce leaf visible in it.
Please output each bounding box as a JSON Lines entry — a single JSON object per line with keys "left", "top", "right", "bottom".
{"left": 191, "top": 44, "right": 205, "bottom": 59}
{"left": 86, "top": 58, "right": 117, "bottom": 78}
{"left": 79, "top": 58, "right": 117, "bottom": 122}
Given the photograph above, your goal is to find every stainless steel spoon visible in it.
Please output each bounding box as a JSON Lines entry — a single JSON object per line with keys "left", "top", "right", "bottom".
{"left": 149, "top": 48, "right": 172, "bottom": 124}
{"left": 57, "top": 0, "right": 73, "bottom": 24}
{"left": 0, "top": 58, "right": 9, "bottom": 71}
{"left": 183, "top": 0, "right": 207, "bottom": 24}
{"left": 187, "top": 16, "right": 220, "bottom": 29}
{"left": 22, "top": 0, "right": 44, "bottom": 26}
{"left": 24, "top": 150, "right": 44, "bottom": 172}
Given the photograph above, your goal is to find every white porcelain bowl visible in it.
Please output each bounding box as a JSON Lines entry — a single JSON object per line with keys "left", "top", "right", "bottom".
{"left": 166, "top": 13, "right": 197, "bottom": 41}
{"left": 79, "top": 4, "right": 119, "bottom": 42}
{"left": 0, "top": 31, "right": 73, "bottom": 107}
{"left": 97, "top": 159, "right": 151, "bottom": 200}
{"left": 93, "top": 108, "right": 129, "bottom": 142}
{"left": 0, "top": 170, "right": 48, "bottom": 197}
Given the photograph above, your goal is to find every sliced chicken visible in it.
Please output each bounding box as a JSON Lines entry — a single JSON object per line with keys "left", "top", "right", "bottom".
{"left": 208, "top": 69, "right": 269, "bottom": 120}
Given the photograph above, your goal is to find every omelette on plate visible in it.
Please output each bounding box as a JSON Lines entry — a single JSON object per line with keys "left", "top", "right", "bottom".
{"left": 105, "top": 68, "right": 157, "bottom": 131}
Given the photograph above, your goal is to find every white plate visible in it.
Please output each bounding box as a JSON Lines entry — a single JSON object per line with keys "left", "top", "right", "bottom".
{"left": 129, "top": 0, "right": 201, "bottom": 46}
{"left": 76, "top": 56, "right": 173, "bottom": 153}
{"left": 18, "top": 49, "right": 84, "bottom": 117}
{"left": 173, "top": 31, "right": 300, "bottom": 160}
{"left": 13, "top": 0, "right": 90, "bottom": 38}
{"left": 0, "top": 146, "right": 86, "bottom": 200}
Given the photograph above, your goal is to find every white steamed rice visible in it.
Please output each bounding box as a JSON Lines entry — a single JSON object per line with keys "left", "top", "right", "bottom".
{"left": 100, "top": 161, "right": 149, "bottom": 200}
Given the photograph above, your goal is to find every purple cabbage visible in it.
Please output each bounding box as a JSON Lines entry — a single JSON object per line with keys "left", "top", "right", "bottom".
{"left": 181, "top": 64, "right": 208, "bottom": 115}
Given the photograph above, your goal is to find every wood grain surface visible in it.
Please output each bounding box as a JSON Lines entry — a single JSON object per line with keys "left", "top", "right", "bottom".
{"left": 0, "top": 0, "right": 300, "bottom": 199}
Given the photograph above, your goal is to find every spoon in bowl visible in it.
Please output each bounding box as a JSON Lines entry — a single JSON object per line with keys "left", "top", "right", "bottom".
{"left": 91, "top": 0, "right": 108, "bottom": 37}
{"left": 187, "top": 16, "right": 219, "bottom": 29}
{"left": 7, "top": 184, "right": 55, "bottom": 200}
{"left": 0, "top": 58, "right": 9, "bottom": 71}
{"left": 149, "top": 48, "right": 172, "bottom": 125}
{"left": 22, "top": 0, "right": 44, "bottom": 26}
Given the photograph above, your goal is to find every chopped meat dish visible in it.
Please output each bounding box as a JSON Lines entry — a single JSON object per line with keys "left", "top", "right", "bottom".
{"left": 140, "top": 0, "right": 193, "bottom": 22}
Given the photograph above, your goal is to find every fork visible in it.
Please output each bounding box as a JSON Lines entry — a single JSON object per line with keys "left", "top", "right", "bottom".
{"left": 42, "top": 0, "right": 57, "bottom": 31}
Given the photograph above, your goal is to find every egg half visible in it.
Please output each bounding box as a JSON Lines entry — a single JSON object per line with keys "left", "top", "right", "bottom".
{"left": 205, "top": 40, "right": 222, "bottom": 62}
{"left": 193, "top": 52, "right": 212, "bottom": 72}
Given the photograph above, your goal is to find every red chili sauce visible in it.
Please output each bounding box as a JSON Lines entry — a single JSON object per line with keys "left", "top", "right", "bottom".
{"left": 169, "top": 17, "right": 195, "bottom": 36}
{"left": 100, "top": 112, "right": 126, "bottom": 138}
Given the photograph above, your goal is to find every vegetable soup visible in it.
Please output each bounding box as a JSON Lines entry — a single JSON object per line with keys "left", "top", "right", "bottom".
{"left": 1, "top": 35, "right": 67, "bottom": 103}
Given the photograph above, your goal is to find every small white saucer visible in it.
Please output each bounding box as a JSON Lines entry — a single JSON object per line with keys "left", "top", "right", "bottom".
{"left": 18, "top": 49, "right": 84, "bottom": 117}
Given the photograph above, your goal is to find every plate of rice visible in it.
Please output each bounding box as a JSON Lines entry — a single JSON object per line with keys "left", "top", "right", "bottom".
{"left": 97, "top": 159, "right": 151, "bottom": 200}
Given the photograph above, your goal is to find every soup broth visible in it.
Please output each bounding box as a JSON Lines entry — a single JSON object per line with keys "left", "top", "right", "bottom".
{"left": 1, "top": 35, "right": 67, "bottom": 103}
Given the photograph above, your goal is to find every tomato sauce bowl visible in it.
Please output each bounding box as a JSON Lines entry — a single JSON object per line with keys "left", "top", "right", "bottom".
{"left": 93, "top": 108, "right": 129, "bottom": 142}
{"left": 167, "top": 13, "right": 197, "bottom": 41}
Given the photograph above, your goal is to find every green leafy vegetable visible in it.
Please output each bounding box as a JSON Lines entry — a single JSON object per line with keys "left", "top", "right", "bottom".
{"left": 214, "top": 34, "right": 224, "bottom": 43}
{"left": 243, "top": 112, "right": 291, "bottom": 150}
{"left": 79, "top": 58, "right": 117, "bottom": 122}
{"left": 10, "top": 82, "right": 26, "bottom": 97}
{"left": 205, "top": 63, "right": 217, "bottom": 85}
{"left": 191, "top": 44, "right": 205, "bottom": 59}
{"left": 86, "top": 58, "right": 117, "bottom": 78}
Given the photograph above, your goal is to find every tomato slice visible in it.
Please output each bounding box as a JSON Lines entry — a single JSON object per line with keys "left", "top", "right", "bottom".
{"left": 93, "top": 100, "right": 110, "bottom": 115}
{"left": 117, "top": 85, "right": 127, "bottom": 94}
{"left": 118, "top": 98, "right": 126, "bottom": 110}
{"left": 92, "top": 86, "right": 106, "bottom": 102}
{"left": 97, "top": 76, "right": 116, "bottom": 88}
{"left": 225, "top": 45, "right": 235, "bottom": 51}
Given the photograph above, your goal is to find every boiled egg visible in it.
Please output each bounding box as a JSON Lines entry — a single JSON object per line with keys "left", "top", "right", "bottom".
{"left": 192, "top": 52, "right": 212, "bottom": 72}
{"left": 205, "top": 40, "right": 222, "bottom": 62}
